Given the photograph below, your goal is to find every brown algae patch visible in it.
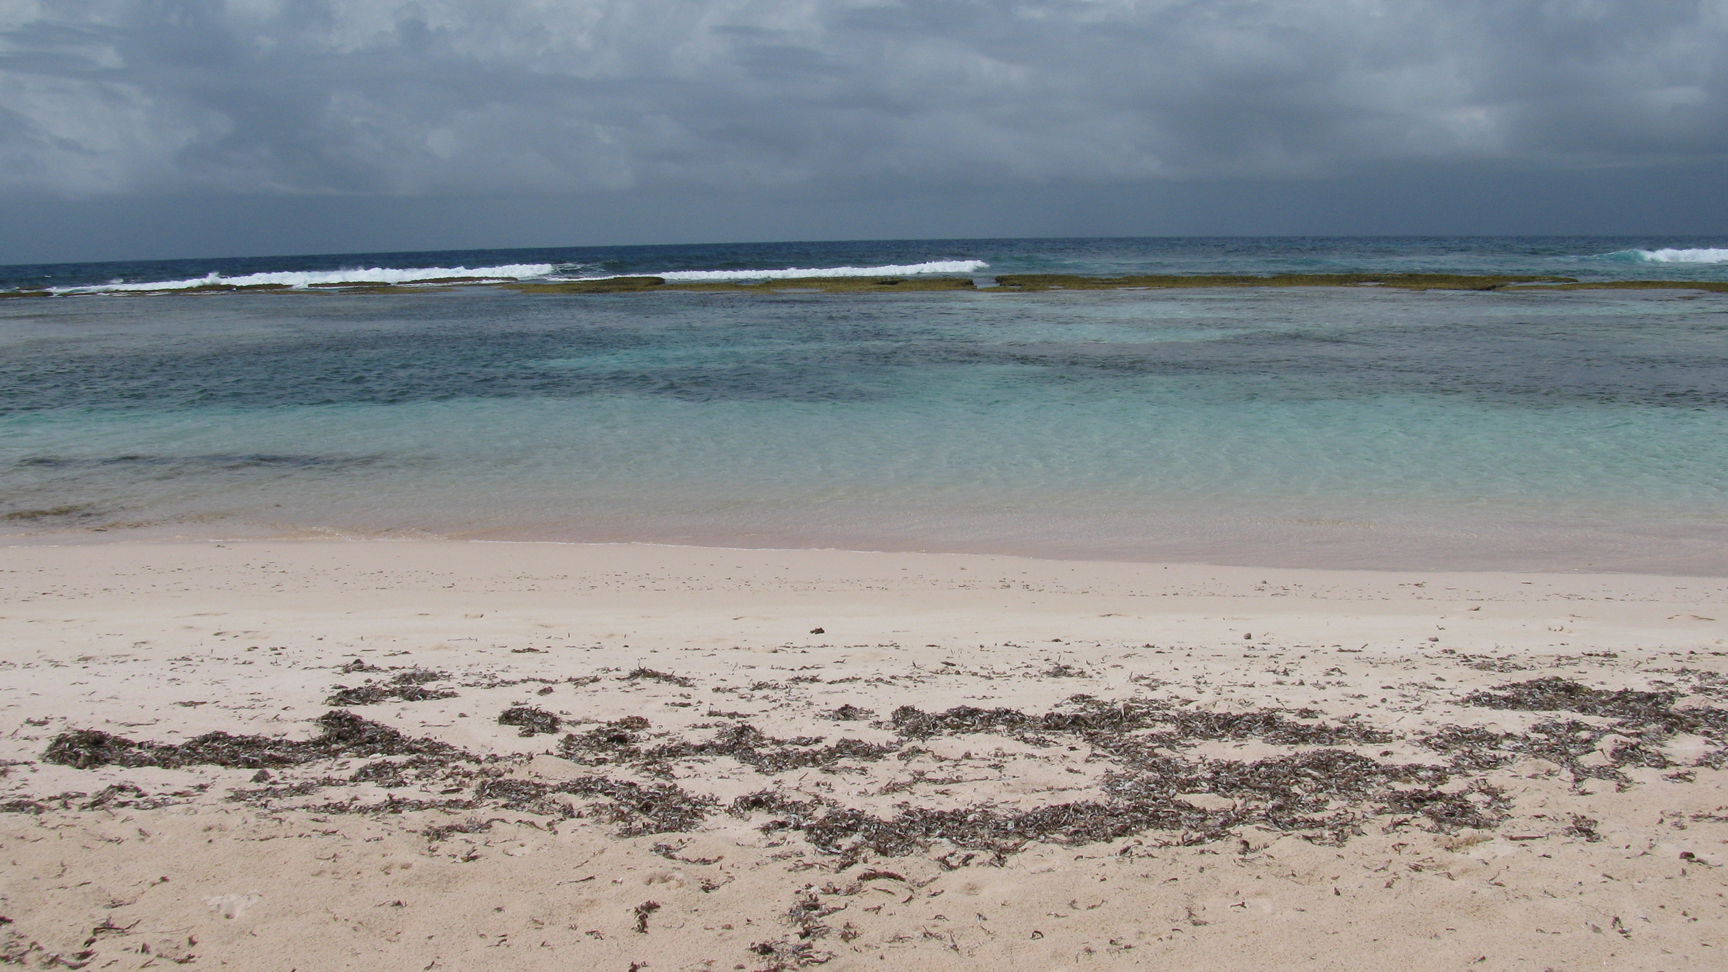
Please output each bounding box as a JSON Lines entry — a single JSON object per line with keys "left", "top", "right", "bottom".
{"left": 1, "top": 504, "right": 107, "bottom": 523}
{"left": 42, "top": 710, "right": 459, "bottom": 770}
{"left": 24, "top": 673, "right": 1728, "bottom": 863}
{"left": 326, "top": 668, "right": 458, "bottom": 706}
{"left": 991, "top": 272, "right": 1571, "bottom": 291}
{"left": 508, "top": 275, "right": 979, "bottom": 294}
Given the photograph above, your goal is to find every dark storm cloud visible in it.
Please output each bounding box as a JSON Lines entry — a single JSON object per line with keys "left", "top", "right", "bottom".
{"left": 1, "top": 0, "right": 1722, "bottom": 201}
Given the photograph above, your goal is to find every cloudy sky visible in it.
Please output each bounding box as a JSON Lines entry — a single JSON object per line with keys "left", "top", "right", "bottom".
{"left": 1, "top": 0, "right": 1724, "bottom": 262}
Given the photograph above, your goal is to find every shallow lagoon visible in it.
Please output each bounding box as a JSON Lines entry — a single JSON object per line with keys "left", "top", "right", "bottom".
{"left": 4, "top": 272, "right": 1726, "bottom": 570}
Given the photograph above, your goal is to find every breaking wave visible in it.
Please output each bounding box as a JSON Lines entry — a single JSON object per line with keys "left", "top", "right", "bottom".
{"left": 632, "top": 260, "right": 989, "bottom": 282}
{"left": 52, "top": 263, "right": 560, "bottom": 294}
{"left": 1604, "top": 248, "right": 1728, "bottom": 264}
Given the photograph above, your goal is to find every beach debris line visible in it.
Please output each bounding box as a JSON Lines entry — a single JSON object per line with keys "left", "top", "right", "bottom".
{"left": 42, "top": 710, "right": 457, "bottom": 770}
{"left": 27, "top": 671, "right": 1728, "bottom": 862}
{"left": 1453, "top": 676, "right": 1728, "bottom": 780}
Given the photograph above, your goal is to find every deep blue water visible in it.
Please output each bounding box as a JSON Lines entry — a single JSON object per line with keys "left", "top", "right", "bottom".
{"left": 4, "top": 235, "right": 1728, "bottom": 294}
{"left": 2, "top": 236, "right": 1726, "bottom": 571}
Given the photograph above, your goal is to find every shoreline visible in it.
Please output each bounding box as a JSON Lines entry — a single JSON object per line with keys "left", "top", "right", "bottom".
{"left": 9, "top": 513, "right": 1728, "bottom": 578}
{"left": 4, "top": 539, "right": 1727, "bottom": 967}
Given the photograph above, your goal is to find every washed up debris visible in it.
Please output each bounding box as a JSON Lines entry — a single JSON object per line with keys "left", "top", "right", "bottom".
{"left": 1459, "top": 677, "right": 1728, "bottom": 777}
{"left": 1463, "top": 677, "right": 1682, "bottom": 722}
{"left": 622, "top": 668, "right": 695, "bottom": 687}
{"left": 889, "top": 696, "right": 1392, "bottom": 749}
{"left": 560, "top": 719, "right": 897, "bottom": 775}
{"left": 44, "top": 711, "right": 457, "bottom": 770}
{"left": 497, "top": 705, "right": 561, "bottom": 736}
{"left": 563, "top": 777, "right": 715, "bottom": 835}
{"left": 327, "top": 668, "right": 457, "bottom": 706}
{"left": 30, "top": 671, "right": 1726, "bottom": 865}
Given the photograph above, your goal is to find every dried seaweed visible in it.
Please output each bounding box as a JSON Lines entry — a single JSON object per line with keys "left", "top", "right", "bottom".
{"left": 623, "top": 668, "right": 694, "bottom": 687}
{"left": 1377, "top": 783, "right": 1510, "bottom": 832}
{"left": 558, "top": 717, "right": 653, "bottom": 764}
{"left": 749, "top": 939, "right": 834, "bottom": 969}
{"left": 1464, "top": 678, "right": 1682, "bottom": 722}
{"left": 471, "top": 772, "right": 716, "bottom": 832}
{"left": 343, "top": 757, "right": 454, "bottom": 790}
{"left": 472, "top": 778, "right": 571, "bottom": 817}
{"left": 729, "top": 741, "right": 1489, "bottom": 857}
{"left": 890, "top": 696, "right": 1391, "bottom": 749}
{"left": 327, "top": 669, "right": 458, "bottom": 706}
{"left": 1459, "top": 677, "right": 1728, "bottom": 780}
{"left": 784, "top": 886, "right": 843, "bottom": 941}
{"left": 43, "top": 711, "right": 458, "bottom": 770}
{"left": 498, "top": 705, "right": 562, "bottom": 736}
{"left": 32, "top": 673, "right": 1725, "bottom": 869}
{"left": 560, "top": 777, "right": 715, "bottom": 835}
{"left": 650, "top": 724, "right": 899, "bottom": 774}
{"left": 1420, "top": 726, "right": 1518, "bottom": 770}
{"left": 562, "top": 720, "right": 897, "bottom": 774}
{"left": 423, "top": 817, "right": 497, "bottom": 841}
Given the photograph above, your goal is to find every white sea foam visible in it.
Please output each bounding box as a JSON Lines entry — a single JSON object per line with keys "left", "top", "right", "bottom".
{"left": 626, "top": 260, "right": 989, "bottom": 282}
{"left": 52, "top": 263, "right": 559, "bottom": 294}
{"left": 1617, "top": 248, "right": 1728, "bottom": 264}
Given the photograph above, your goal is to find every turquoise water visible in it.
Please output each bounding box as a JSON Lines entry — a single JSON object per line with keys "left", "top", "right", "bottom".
{"left": 3, "top": 237, "right": 1727, "bottom": 570}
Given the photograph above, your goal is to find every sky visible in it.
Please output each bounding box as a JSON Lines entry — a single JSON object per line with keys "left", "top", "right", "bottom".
{"left": 1, "top": 0, "right": 1724, "bottom": 263}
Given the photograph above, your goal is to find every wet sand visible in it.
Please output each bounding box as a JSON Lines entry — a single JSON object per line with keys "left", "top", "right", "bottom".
{"left": 3, "top": 540, "right": 1726, "bottom": 969}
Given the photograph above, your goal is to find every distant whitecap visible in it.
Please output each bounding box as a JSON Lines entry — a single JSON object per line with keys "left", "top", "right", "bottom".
{"left": 51, "top": 263, "right": 559, "bottom": 294}
{"left": 1605, "top": 247, "right": 1728, "bottom": 264}
{"left": 617, "top": 260, "right": 989, "bottom": 282}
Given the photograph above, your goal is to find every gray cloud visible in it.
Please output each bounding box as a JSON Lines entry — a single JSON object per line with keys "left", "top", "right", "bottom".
{"left": 2, "top": 0, "right": 1723, "bottom": 199}
{"left": 0, "top": 0, "right": 1723, "bottom": 261}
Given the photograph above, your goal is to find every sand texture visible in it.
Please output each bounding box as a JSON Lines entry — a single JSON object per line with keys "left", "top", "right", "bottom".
{"left": 3, "top": 541, "right": 1727, "bottom": 970}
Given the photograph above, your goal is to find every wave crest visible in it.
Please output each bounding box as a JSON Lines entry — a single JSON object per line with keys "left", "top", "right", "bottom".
{"left": 1606, "top": 247, "right": 1728, "bottom": 264}
{"left": 638, "top": 260, "right": 989, "bottom": 282}
{"left": 53, "top": 263, "right": 559, "bottom": 294}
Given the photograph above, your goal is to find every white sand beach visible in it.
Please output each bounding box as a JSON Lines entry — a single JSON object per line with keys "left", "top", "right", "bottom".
{"left": 3, "top": 540, "right": 1726, "bottom": 969}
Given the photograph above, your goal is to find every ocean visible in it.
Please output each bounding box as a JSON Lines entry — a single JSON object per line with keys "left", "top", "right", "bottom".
{"left": 3, "top": 236, "right": 1726, "bottom": 571}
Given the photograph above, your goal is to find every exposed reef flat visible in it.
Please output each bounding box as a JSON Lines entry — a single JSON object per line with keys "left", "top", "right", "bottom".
{"left": 992, "top": 272, "right": 1575, "bottom": 290}
{"left": 9, "top": 272, "right": 1728, "bottom": 297}
{"left": 507, "top": 275, "right": 984, "bottom": 294}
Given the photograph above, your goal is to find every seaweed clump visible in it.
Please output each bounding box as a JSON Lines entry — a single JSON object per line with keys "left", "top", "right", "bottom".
{"left": 326, "top": 668, "right": 456, "bottom": 706}
{"left": 43, "top": 710, "right": 456, "bottom": 770}
{"left": 744, "top": 746, "right": 1494, "bottom": 860}
{"left": 622, "top": 668, "right": 695, "bottom": 687}
{"left": 718, "top": 701, "right": 1481, "bottom": 859}
{"left": 1455, "top": 677, "right": 1728, "bottom": 782}
{"left": 560, "top": 719, "right": 897, "bottom": 775}
{"left": 1464, "top": 677, "right": 1681, "bottom": 723}
{"left": 563, "top": 777, "right": 716, "bottom": 835}
{"left": 1465, "top": 677, "right": 1728, "bottom": 739}
{"left": 498, "top": 705, "right": 562, "bottom": 736}
{"left": 888, "top": 695, "right": 1392, "bottom": 750}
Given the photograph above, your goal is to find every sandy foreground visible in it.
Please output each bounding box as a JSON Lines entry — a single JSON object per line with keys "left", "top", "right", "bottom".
{"left": 2, "top": 541, "right": 1726, "bottom": 971}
